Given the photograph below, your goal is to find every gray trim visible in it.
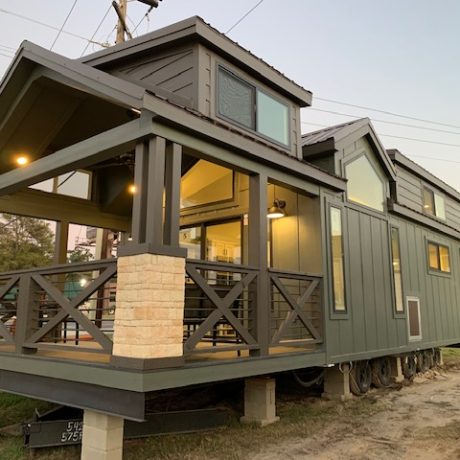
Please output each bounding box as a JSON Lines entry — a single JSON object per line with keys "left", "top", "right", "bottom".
{"left": 389, "top": 202, "right": 460, "bottom": 241}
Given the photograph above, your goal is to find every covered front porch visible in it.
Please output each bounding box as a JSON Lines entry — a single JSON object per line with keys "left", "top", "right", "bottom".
{"left": 0, "top": 43, "right": 345, "bottom": 377}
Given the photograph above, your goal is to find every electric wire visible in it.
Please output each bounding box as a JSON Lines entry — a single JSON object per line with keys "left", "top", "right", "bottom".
{"left": 309, "top": 107, "right": 460, "bottom": 136}
{"left": 226, "top": 0, "right": 265, "bottom": 34}
{"left": 50, "top": 0, "right": 79, "bottom": 50}
{"left": 301, "top": 121, "right": 460, "bottom": 164}
{"left": 315, "top": 97, "right": 460, "bottom": 130}
{"left": 0, "top": 7, "right": 107, "bottom": 47}
{"left": 80, "top": 3, "right": 112, "bottom": 56}
{"left": 132, "top": 5, "right": 154, "bottom": 35}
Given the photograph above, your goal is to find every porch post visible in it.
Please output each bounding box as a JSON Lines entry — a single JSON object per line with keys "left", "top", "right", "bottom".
{"left": 112, "top": 137, "right": 186, "bottom": 368}
{"left": 248, "top": 173, "right": 269, "bottom": 356}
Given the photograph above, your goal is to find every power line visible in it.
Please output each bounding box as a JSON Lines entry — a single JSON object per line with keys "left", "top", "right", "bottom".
{"left": 50, "top": 0, "right": 79, "bottom": 51}
{"left": 315, "top": 97, "right": 460, "bottom": 130}
{"left": 309, "top": 107, "right": 460, "bottom": 136}
{"left": 80, "top": 3, "right": 112, "bottom": 56}
{"left": 378, "top": 133, "right": 460, "bottom": 148}
{"left": 301, "top": 121, "right": 460, "bottom": 164}
{"left": 226, "top": 0, "right": 265, "bottom": 34}
{"left": 0, "top": 7, "right": 107, "bottom": 47}
{"left": 132, "top": 5, "right": 153, "bottom": 34}
{"left": 0, "top": 52, "right": 13, "bottom": 59}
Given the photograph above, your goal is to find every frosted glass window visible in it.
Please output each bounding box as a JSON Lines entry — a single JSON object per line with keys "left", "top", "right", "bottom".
{"left": 345, "top": 155, "right": 385, "bottom": 211}
{"left": 218, "top": 68, "right": 254, "bottom": 129}
{"left": 256, "top": 90, "right": 289, "bottom": 145}
{"left": 330, "top": 207, "right": 346, "bottom": 312}
{"left": 391, "top": 227, "right": 404, "bottom": 312}
{"left": 423, "top": 188, "right": 435, "bottom": 215}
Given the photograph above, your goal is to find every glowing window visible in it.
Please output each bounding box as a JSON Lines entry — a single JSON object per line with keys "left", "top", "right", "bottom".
{"left": 345, "top": 155, "right": 385, "bottom": 211}
{"left": 428, "top": 242, "right": 450, "bottom": 273}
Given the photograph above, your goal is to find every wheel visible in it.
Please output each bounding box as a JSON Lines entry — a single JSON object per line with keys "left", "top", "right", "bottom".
{"left": 424, "top": 349, "right": 434, "bottom": 369}
{"left": 402, "top": 354, "right": 416, "bottom": 380}
{"left": 350, "top": 360, "right": 372, "bottom": 395}
{"left": 416, "top": 351, "right": 429, "bottom": 373}
{"left": 433, "top": 348, "right": 442, "bottom": 366}
{"left": 371, "top": 357, "right": 392, "bottom": 387}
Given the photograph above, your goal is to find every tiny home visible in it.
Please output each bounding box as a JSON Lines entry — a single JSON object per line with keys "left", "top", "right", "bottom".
{"left": 0, "top": 16, "right": 458, "bottom": 459}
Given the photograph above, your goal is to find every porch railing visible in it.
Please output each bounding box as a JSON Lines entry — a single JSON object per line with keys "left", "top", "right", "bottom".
{"left": 184, "top": 260, "right": 259, "bottom": 355}
{"left": 0, "top": 260, "right": 117, "bottom": 355}
{"left": 184, "top": 259, "right": 323, "bottom": 356}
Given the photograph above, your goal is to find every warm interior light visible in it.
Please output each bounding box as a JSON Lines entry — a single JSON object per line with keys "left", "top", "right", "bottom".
{"left": 128, "top": 184, "right": 137, "bottom": 194}
{"left": 79, "top": 277, "right": 88, "bottom": 288}
{"left": 15, "top": 155, "right": 29, "bottom": 166}
{"left": 267, "top": 199, "right": 286, "bottom": 219}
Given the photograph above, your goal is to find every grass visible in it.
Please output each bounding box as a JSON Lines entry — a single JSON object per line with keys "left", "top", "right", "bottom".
{"left": 1, "top": 347, "right": 460, "bottom": 460}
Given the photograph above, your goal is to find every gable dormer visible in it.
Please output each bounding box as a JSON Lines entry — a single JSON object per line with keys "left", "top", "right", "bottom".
{"left": 81, "top": 16, "right": 312, "bottom": 159}
{"left": 302, "top": 118, "right": 396, "bottom": 213}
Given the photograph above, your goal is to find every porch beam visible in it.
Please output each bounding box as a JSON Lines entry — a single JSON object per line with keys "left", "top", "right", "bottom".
{"left": 0, "top": 189, "right": 130, "bottom": 231}
{"left": 0, "top": 116, "right": 153, "bottom": 196}
{"left": 143, "top": 98, "right": 346, "bottom": 191}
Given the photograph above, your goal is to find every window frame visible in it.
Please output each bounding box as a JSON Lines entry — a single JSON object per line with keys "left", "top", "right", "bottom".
{"left": 216, "top": 65, "right": 291, "bottom": 149}
{"left": 343, "top": 152, "right": 386, "bottom": 213}
{"left": 180, "top": 159, "right": 238, "bottom": 216}
{"left": 426, "top": 240, "right": 451, "bottom": 275}
{"left": 422, "top": 185, "right": 446, "bottom": 221}
{"left": 328, "top": 204, "right": 348, "bottom": 316}
{"left": 389, "top": 225, "right": 405, "bottom": 316}
{"left": 406, "top": 296, "right": 422, "bottom": 342}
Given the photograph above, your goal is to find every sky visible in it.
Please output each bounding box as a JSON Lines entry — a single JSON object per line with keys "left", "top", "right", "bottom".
{"left": 0, "top": 0, "right": 459, "bottom": 191}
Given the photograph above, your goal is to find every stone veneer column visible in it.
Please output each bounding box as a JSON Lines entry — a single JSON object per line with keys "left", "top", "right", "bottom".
{"left": 112, "top": 253, "right": 185, "bottom": 359}
{"left": 81, "top": 410, "right": 124, "bottom": 460}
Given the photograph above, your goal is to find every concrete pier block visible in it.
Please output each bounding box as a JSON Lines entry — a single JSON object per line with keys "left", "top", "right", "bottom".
{"left": 390, "top": 356, "right": 404, "bottom": 383}
{"left": 81, "top": 410, "right": 124, "bottom": 460}
{"left": 322, "top": 364, "right": 352, "bottom": 401}
{"left": 240, "top": 377, "right": 280, "bottom": 426}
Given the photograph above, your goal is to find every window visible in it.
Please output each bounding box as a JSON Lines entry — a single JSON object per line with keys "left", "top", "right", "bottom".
{"left": 330, "top": 206, "right": 346, "bottom": 312}
{"left": 423, "top": 187, "right": 445, "bottom": 220}
{"left": 427, "top": 242, "right": 451, "bottom": 273}
{"left": 217, "top": 67, "right": 290, "bottom": 146}
{"left": 407, "top": 297, "right": 422, "bottom": 341}
{"left": 390, "top": 227, "right": 404, "bottom": 313}
{"left": 180, "top": 159, "right": 233, "bottom": 209}
{"left": 345, "top": 155, "right": 385, "bottom": 211}
{"left": 179, "top": 220, "right": 242, "bottom": 265}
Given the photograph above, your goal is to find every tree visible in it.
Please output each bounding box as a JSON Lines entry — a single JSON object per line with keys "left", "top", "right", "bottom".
{"left": 67, "top": 246, "right": 94, "bottom": 264}
{"left": 0, "top": 214, "right": 55, "bottom": 272}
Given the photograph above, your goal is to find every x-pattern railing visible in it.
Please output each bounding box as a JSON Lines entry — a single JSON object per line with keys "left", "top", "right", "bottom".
{"left": 0, "top": 275, "right": 19, "bottom": 345}
{"left": 184, "top": 260, "right": 259, "bottom": 354}
{"left": 0, "top": 260, "right": 117, "bottom": 354}
{"left": 269, "top": 269, "right": 322, "bottom": 346}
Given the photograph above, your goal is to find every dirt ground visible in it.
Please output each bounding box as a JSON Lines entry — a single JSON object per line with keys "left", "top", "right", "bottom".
{"left": 254, "top": 369, "right": 460, "bottom": 460}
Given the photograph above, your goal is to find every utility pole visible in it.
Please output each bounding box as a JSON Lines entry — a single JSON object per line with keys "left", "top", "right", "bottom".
{"left": 113, "top": 0, "right": 163, "bottom": 44}
{"left": 114, "top": 0, "right": 131, "bottom": 44}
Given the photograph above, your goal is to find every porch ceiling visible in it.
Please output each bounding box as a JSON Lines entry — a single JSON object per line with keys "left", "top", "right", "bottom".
{"left": 0, "top": 42, "right": 147, "bottom": 178}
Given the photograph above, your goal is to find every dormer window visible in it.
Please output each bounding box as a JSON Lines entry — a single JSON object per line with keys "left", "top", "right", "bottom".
{"left": 345, "top": 154, "right": 385, "bottom": 211}
{"left": 217, "top": 66, "right": 289, "bottom": 147}
{"left": 423, "top": 187, "right": 445, "bottom": 220}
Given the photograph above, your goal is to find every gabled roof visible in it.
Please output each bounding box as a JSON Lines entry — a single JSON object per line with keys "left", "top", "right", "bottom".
{"left": 80, "top": 16, "right": 312, "bottom": 107}
{"left": 302, "top": 118, "right": 396, "bottom": 181}
{"left": 388, "top": 149, "right": 460, "bottom": 201}
{"left": 0, "top": 41, "right": 146, "bottom": 119}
